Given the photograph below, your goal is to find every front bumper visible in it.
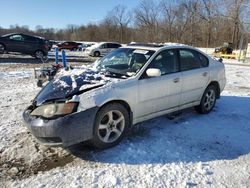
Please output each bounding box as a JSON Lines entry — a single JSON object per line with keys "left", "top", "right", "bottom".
{"left": 85, "top": 50, "right": 93, "bottom": 56}
{"left": 23, "top": 106, "right": 99, "bottom": 147}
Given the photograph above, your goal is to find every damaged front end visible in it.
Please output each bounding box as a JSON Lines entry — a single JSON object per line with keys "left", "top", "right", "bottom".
{"left": 23, "top": 103, "right": 99, "bottom": 146}
{"left": 23, "top": 69, "right": 109, "bottom": 146}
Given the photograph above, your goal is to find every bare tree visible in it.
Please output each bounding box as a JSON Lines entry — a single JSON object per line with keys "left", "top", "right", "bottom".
{"left": 100, "top": 17, "right": 118, "bottom": 41}
{"left": 194, "top": 0, "right": 219, "bottom": 46}
{"left": 134, "top": 0, "right": 160, "bottom": 42}
{"left": 221, "top": 0, "right": 250, "bottom": 47}
{"left": 160, "top": 0, "right": 178, "bottom": 42}
{"left": 106, "top": 5, "right": 131, "bottom": 43}
{"left": 1, "top": 0, "right": 250, "bottom": 48}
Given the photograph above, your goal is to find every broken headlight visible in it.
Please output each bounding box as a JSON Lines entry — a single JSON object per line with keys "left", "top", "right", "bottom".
{"left": 30, "top": 102, "right": 78, "bottom": 119}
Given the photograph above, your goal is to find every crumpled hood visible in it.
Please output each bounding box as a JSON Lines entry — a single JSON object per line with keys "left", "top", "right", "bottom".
{"left": 34, "top": 69, "right": 111, "bottom": 106}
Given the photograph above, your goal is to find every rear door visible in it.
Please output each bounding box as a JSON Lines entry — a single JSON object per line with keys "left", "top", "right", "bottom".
{"left": 23, "top": 35, "right": 39, "bottom": 54}
{"left": 136, "top": 49, "right": 182, "bottom": 118}
{"left": 100, "top": 43, "right": 109, "bottom": 55}
{"left": 179, "top": 49, "right": 210, "bottom": 105}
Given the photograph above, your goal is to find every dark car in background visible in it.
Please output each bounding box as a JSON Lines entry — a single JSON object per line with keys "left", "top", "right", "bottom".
{"left": 57, "top": 41, "right": 81, "bottom": 51}
{"left": 0, "top": 33, "right": 50, "bottom": 59}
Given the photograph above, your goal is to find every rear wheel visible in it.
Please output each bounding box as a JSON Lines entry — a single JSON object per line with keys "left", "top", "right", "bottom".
{"left": 34, "top": 50, "right": 44, "bottom": 59}
{"left": 94, "top": 51, "right": 100, "bottom": 57}
{"left": 195, "top": 85, "right": 217, "bottom": 114}
{"left": 0, "top": 43, "right": 5, "bottom": 53}
{"left": 91, "top": 103, "right": 129, "bottom": 149}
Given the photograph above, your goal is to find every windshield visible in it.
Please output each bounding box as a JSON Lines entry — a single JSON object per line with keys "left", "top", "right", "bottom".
{"left": 93, "top": 48, "right": 155, "bottom": 77}
{"left": 2, "top": 34, "right": 11, "bottom": 37}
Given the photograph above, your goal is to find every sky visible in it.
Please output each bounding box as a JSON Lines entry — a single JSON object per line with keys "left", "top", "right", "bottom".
{"left": 0, "top": 0, "right": 140, "bottom": 30}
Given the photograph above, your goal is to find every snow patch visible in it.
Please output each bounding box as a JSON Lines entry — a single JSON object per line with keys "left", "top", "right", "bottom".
{"left": 0, "top": 64, "right": 250, "bottom": 187}
{"left": 0, "top": 71, "right": 32, "bottom": 79}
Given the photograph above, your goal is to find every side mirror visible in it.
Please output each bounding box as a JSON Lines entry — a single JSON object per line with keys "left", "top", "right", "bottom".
{"left": 146, "top": 68, "right": 161, "bottom": 77}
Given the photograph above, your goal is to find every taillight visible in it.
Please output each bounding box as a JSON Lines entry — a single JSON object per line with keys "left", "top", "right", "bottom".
{"left": 43, "top": 44, "right": 49, "bottom": 50}
{"left": 218, "top": 57, "right": 223, "bottom": 63}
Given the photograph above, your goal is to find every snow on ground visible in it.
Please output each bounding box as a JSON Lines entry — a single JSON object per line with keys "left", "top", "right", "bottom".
{"left": 0, "top": 63, "right": 250, "bottom": 187}
{"left": 48, "top": 50, "right": 89, "bottom": 58}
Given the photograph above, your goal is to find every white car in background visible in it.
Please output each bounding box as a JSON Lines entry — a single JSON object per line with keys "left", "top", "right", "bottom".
{"left": 85, "top": 42, "right": 121, "bottom": 57}
{"left": 23, "top": 43, "right": 226, "bottom": 149}
{"left": 78, "top": 43, "right": 95, "bottom": 51}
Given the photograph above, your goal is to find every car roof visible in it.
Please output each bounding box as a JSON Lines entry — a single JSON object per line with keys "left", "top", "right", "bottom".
{"left": 1, "top": 33, "right": 44, "bottom": 39}
{"left": 99, "top": 42, "right": 121, "bottom": 45}
{"left": 123, "top": 42, "right": 195, "bottom": 51}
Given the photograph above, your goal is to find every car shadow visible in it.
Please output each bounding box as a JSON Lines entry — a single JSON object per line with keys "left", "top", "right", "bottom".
{"left": 67, "top": 95, "right": 250, "bottom": 165}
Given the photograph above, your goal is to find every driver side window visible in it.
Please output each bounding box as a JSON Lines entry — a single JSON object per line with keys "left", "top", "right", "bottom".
{"left": 9, "top": 35, "right": 24, "bottom": 41}
{"left": 149, "top": 50, "right": 178, "bottom": 75}
{"left": 100, "top": 43, "right": 107, "bottom": 49}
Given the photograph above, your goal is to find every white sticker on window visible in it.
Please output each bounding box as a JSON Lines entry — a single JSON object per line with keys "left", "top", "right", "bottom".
{"left": 133, "top": 50, "right": 149, "bottom": 54}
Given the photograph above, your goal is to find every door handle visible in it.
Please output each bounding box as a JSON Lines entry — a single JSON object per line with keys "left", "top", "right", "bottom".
{"left": 173, "top": 78, "right": 180, "bottom": 83}
{"left": 202, "top": 72, "right": 208, "bottom": 77}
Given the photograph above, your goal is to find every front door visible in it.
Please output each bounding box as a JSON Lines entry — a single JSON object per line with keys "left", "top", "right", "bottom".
{"left": 7, "top": 34, "right": 27, "bottom": 53}
{"left": 135, "top": 49, "right": 182, "bottom": 118}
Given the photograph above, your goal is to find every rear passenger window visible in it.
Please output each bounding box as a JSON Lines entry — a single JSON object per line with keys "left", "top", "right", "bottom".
{"left": 197, "top": 52, "right": 209, "bottom": 67}
{"left": 114, "top": 44, "right": 121, "bottom": 48}
{"left": 107, "top": 43, "right": 112, "bottom": 48}
{"left": 107, "top": 43, "right": 120, "bottom": 48}
{"left": 24, "top": 36, "right": 37, "bottom": 42}
{"left": 179, "top": 49, "right": 207, "bottom": 71}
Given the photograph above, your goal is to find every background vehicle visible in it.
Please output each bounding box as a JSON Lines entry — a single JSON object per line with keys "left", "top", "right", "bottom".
{"left": 0, "top": 33, "right": 50, "bottom": 58}
{"left": 57, "top": 41, "right": 81, "bottom": 51}
{"left": 45, "top": 40, "right": 55, "bottom": 51}
{"left": 78, "top": 43, "right": 94, "bottom": 51}
{"left": 23, "top": 43, "right": 226, "bottom": 149}
{"left": 85, "top": 42, "right": 121, "bottom": 57}
{"left": 214, "top": 42, "right": 233, "bottom": 54}
{"left": 213, "top": 42, "right": 236, "bottom": 59}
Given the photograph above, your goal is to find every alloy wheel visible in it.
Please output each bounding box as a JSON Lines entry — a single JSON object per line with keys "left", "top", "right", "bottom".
{"left": 0, "top": 44, "right": 5, "bottom": 53}
{"left": 203, "top": 89, "right": 215, "bottom": 111}
{"left": 97, "top": 110, "right": 125, "bottom": 143}
{"left": 35, "top": 50, "right": 44, "bottom": 59}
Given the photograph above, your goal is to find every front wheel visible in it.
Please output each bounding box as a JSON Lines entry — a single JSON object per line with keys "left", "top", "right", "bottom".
{"left": 91, "top": 103, "right": 129, "bottom": 149}
{"left": 94, "top": 51, "right": 100, "bottom": 57}
{"left": 0, "top": 44, "right": 5, "bottom": 53}
{"left": 195, "top": 85, "right": 217, "bottom": 114}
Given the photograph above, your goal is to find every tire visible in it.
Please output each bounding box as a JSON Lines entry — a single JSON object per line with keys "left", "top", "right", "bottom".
{"left": 37, "top": 80, "right": 43, "bottom": 87}
{"left": 34, "top": 50, "right": 44, "bottom": 59}
{"left": 91, "top": 103, "right": 129, "bottom": 149}
{"left": 94, "top": 51, "right": 100, "bottom": 57}
{"left": 195, "top": 85, "right": 217, "bottom": 114}
{"left": 0, "top": 43, "right": 5, "bottom": 53}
